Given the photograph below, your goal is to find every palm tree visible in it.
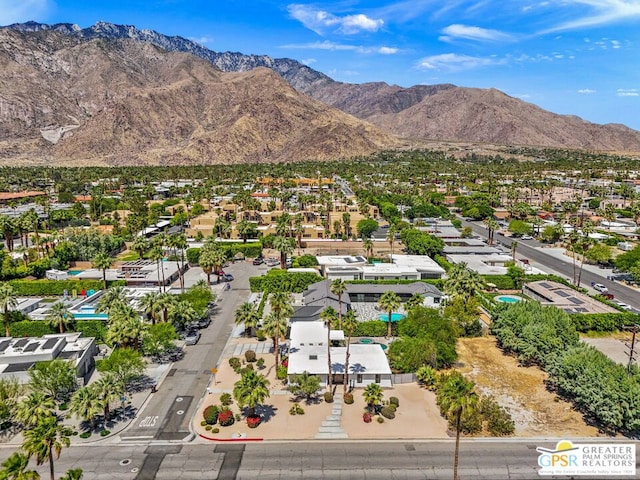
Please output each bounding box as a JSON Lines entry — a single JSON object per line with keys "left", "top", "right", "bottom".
{"left": 138, "top": 291, "right": 161, "bottom": 325}
{"left": 236, "top": 219, "right": 253, "bottom": 243}
{"left": 330, "top": 279, "right": 347, "bottom": 328}
{"left": 320, "top": 306, "right": 337, "bottom": 392}
{"left": 269, "top": 292, "right": 293, "bottom": 318}
{"left": 93, "top": 373, "right": 123, "bottom": 421}
{"left": 273, "top": 235, "right": 293, "bottom": 269}
{"left": 262, "top": 312, "right": 288, "bottom": 367}
{"left": 198, "top": 246, "right": 216, "bottom": 285}
{"left": 22, "top": 416, "right": 74, "bottom": 480}
{"left": 405, "top": 293, "right": 424, "bottom": 313}
{"left": 45, "top": 302, "right": 73, "bottom": 334}
{"left": 0, "top": 215, "right": 16, "bottom": 252}
{"left": 444, "top": 263, "right": 483, "bottom": 299}
{"left": 167, "top": 300, "right": 197, "bottom": 329}
{"left": 362, "top": 238, "right": 374, "bottom": 260}
{"left": 0, "top": 283, "right": 17, "bottom": 337}
{"left": 341, "top": 310, "right": 358, "bottom": 395}
{"left": 168, "top": 233, "right": 187, "bottom": 293}
{"left": 91, "top": 250, "right": 112, "bottom": 290}
{"left": 386, "top": 226, "right": 396, "bottom": 258}
{"left": 58, "top": 469, "right": 83, "bottom": 480}
{"left": 96, "top": 286, "right": 127, "bottom": 314}
{"left": 363, "top": 383, "right": 383, "bottom": 411}
{"left": 15, "top": 392, "right": 56, "bottom": 428}
{"left": 483, "top": 218, "right": 500, "bottom": 246}
{"left": 131, "top": 236, "right": 149, "bottom": 260}
{"left": 106, "top": 305, "right": 148, "bottom": 350}
{"left": 233, "top": 370, "right": 270, "bottom": 418}
{"left": 234, "top": 302, "right": 259, "bottom": 338}
{"left": 69, "top": 386, "right": 101, "bottom": 431}
{"left": 438, "top": 373, "right": 478, "bottom": 480}
{"left": 378, "top": 291, "right": 400, "bottom": 338}
{"left": 148, "top": 245, "right": 165, "bottom": 293}
{"left": 0, "top": 452, "right": 40, "bottom": 480}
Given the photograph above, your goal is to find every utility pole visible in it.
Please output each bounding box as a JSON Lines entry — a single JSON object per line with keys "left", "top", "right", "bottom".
{"left": 623, "top": 324, "right": 639, "bottom": 376}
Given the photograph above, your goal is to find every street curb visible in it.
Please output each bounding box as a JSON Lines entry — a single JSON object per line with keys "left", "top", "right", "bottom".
{"left": 198, "top": 433, "right": 263, "bottom": 442}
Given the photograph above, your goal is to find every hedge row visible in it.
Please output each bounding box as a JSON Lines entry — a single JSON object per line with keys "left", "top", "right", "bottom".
{"left": 249, "top": 270, "right": 322, "bottom": 293}
{"left": 481, "top": 273, "right": 579, "bottom": 291}
{"left": 572, "top": 313, "right": 638, "bottom": 333}
{"left": 8, "top": 320, "right": 107, "bottom": 341}
{"left": 7, "top": 279, "right": 126, "bottom": 296}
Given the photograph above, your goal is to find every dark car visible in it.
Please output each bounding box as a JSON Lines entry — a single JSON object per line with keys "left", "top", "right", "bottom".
{"left": 221, "top": 273, "right": 234, "bottom": 282}
{"left": 196, "top": 317, "right": 211, "bottom": 328}
{"left": 253, "top": 257, "right": 264, "bottom": 265}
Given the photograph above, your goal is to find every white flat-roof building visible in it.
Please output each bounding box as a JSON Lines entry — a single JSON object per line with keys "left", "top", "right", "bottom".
{"left": 446, "top": 253, "right": 513, "bottom": 275}
{"left": 287, "top": 322, "right": 391, "bottom": 388}
{"left": 321, "top": 254, "right": 444, "bottom": 281}
{"left": 0, "top": 333, "right": 97, "bottom": 384}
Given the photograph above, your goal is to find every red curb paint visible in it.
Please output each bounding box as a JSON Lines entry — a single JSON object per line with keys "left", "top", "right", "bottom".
{"left": 198, "top": 433, "right": 263, "bottom": 442}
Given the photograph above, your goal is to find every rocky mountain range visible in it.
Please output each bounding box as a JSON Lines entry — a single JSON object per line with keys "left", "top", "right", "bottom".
{"left": 2, "top": 21, "right": 640, "bottom": 165}
{"left": 0, "top": 26, "right": 393, "bottom": 166}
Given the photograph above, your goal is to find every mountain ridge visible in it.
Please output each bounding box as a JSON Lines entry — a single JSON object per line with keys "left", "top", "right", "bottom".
{"left": 3, "top": 21, "right": 640, "bottom": 154}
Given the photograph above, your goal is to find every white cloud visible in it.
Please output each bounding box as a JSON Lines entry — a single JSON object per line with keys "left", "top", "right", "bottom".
{"left": 378, "top": 46, "right": 399, "bottom": 54}
{"left": 287, "top": 4, "right": 383, "bottom": 35}
{"left": 280, "top": 40, "right": 398, "bottom": 55}
{"left": 578, "top": 88, "right": 596, "bottom": 94}
{"left": 542, "top": 0, "right": 640, "bottom": 33}
{"left": 417, "top": 53, "right": 505, "bottom": 71}
{"left": 617, "top": 89, "right": 639, "bottom": 97}
{"left": 301, "top": 58, "right": 317, "bottom": 65}
{"left": 0, "top": 0, "right": 51, "bottom": 24}
{"left": 439, "top": 24, "right": 512, "bottom": 42}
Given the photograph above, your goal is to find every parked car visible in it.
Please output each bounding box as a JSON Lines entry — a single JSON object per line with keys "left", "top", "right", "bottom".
{"left": 521, "top": 235, "right": 533, "bottom": 240}
{"left": 253, "top": 257, "right": 264, "bottom": 265}
{"left": 592, "top": 282, "right": 609, "bottom": 293}
{"left": 196, "top": 317, "right": 211, "bottom": 328}
{"left": 221, "top": 273, "right": 234, "bottom": 282}
{"left": 184, "top": 330, "right": 201, "bottom": 346}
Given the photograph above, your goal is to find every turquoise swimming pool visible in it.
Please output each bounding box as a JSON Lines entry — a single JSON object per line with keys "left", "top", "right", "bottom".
{"left": 378, "top": 312, "right": 406, "bottom": 322}
{"left": 72, "top": 312, "right": 108, "bottom": 319}
{"left": 68, "top": 270, "right": 83, "bottom": 276}
{"left": 496, "top": 295, "right": 522, "bottom": 303}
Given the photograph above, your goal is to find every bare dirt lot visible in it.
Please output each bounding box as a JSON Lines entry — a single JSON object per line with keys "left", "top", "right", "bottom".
{"left": 457, "top": 336, "right": 607, "bottom": 438}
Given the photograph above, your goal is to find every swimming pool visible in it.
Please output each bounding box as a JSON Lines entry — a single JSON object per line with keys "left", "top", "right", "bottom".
{"left": 495, "top": 295, "right": 523, "bottom": 303}
{"left": 378, "top": 312, "right": 406, "bottom": 322}
{"left": 72, "top": 312, "right": 109, "bottom": 319}
{"left": 68, "top": 270, "right": 83, "bottom": 276}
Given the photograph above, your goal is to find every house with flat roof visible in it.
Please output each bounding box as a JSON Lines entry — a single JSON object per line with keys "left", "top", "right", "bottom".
{"left": 523, "top": 281, "right": 618, "bottom": 314}
{"left": 319, "top": 254, "right": 444, "bottom": 281}
{"left": 0, "top": 333, "right": 97, "bottom": 384}
{"left": 287, "top": 322, "right": 392, "bottom": 388}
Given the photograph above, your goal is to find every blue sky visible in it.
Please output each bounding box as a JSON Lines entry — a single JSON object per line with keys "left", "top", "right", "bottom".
{"left": 2, "top": 0, "right": 640, "bottom": 130}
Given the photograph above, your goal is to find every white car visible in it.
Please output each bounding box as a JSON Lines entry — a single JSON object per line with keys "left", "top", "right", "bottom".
{"left": 521, "top": 235, "right": 533, "bottom": 240}
{"left": 593, "top": 283, "right": 609, "bottom": 294}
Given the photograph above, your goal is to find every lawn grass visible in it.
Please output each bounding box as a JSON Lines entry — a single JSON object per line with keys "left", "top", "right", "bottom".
{"left": 116, "top": 251, "right": 140, "bottom": 261}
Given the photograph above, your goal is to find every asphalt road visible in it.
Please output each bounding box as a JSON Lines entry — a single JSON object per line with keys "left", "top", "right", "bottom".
{"left": 122, "top": 262, "right": 267, "bottom": 442}
{"left": 1, "top": 440, "right": 637, "bottom": 480}
{"left": 460, "top": 218, "right": 640, "bottom": 310}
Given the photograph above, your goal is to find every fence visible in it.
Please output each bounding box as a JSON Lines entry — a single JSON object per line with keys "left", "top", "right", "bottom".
{"left": 391, "top": 373, "right": 416, "bottom": 384}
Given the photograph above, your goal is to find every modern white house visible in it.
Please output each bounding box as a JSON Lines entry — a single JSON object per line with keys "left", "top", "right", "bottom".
{"left": 287, "top": 322, "right": 392, "bottom": 388}
{"left": 0, "top": 333, "right": 97, "bottom": 384}
{"left": 320, "top": 254, "right": 445, "bottom": 281}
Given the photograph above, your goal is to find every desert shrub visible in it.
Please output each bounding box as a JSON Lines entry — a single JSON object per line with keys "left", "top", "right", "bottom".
{"left": 324, "top": 392, "right": 334, "bottom": 403}
{"left": 200, "top": 420, "right": 207, "bottom": 427}
{"left": 416, "top": 366, "right": 438, "bottom": 389}
{"left": 256, "top": 358, "right": 265, "bottom": 369}
{"left": 256, "top": 330, "right": 267, "bottom": 341}
{"left": 229, "top": 357, "right": 241, "bottom": 369}
{"left": 235, "top": 413, "right": 242, "bottom": 422}
{"left": 353, "top": 320, "right": 387, "bottom": 337}
{"left": 376, "top": 416, "right": 385, "bottom": 423}
{"left": 79, "top": 431, "right": 91, "bottom": 439}
{"left": 480, "top": 397, "right": 515, "bottom": 436}
{"left": 389, "top": 396, "right": 399, "bottom": 408}
{"left": 100, "top": 430, "right": 110, "bottom": 437}
{"left": 363, "top": 412, "right": 372, "bottom": 423}
{"left": 217, "top": 408, "right": 235, "bottom": 427}
{"left": 212, "top": 427, "right": 220, "bottom": 433}
{"left": 276, "top": 365, "right": 288, "bottom": 381}
{"left": 344, "top": 393, "right": 354, "bottom": 404}
{"left": 203, "top": 405, "right": 219, "bottom": 425}
{"left": 289, "top": 403, "right": 305, "bottom": 415}
{"left": 245, "top": 350, "right": 257, "bottom": 362}
{"left": 380, "top": 406, "right": 395, "bottom": 420}
{"left": 449, "top": 408, "right": 482, "bottom": 435}
{"left": 220, "top": 393, "right": 233, "bottom": 406}
{"left": 205, "top": 425, "right": 212, "bottom": 431}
